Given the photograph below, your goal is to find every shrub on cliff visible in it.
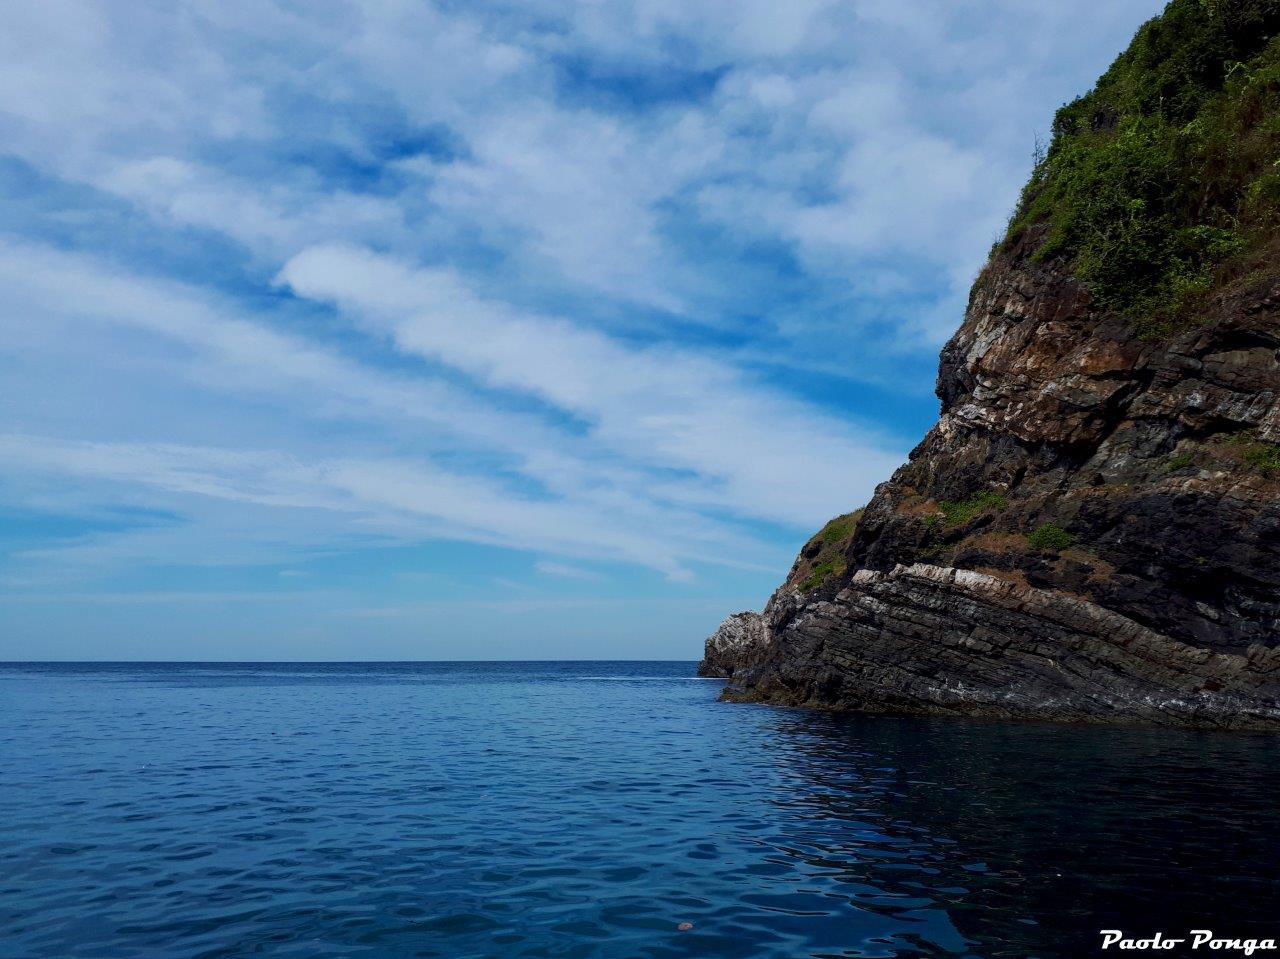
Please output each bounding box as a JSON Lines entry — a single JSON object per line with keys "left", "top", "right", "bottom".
{"left": 1028, "top": 523, "right": 1075, "bottom": 552}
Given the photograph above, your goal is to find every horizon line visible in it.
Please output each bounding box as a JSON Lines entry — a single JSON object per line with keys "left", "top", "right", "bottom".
{"left": 0, "top": 658, "right": 703, "bottom": 664}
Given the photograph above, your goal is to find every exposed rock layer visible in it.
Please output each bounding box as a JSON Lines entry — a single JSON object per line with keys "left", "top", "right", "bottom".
{"left": 701, "top": 238, "right": 1280, "bottom": 728}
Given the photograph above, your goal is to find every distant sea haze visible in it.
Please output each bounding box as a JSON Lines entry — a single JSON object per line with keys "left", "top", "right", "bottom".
{"left": 2, "top": 661, "right": 1278, "bottom": 957}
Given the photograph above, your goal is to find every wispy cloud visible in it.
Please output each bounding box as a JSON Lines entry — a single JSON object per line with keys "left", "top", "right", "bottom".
{"left": 277, "top": 243, "right": 904, "bottom": 527}
{"left": 0, "top": 433, "right": 775, "bottom": 581}
{"left": 535, "top": 561, "right": 605, "bottom": 582}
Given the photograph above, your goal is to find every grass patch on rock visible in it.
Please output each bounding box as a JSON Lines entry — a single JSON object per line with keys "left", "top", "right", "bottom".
{"left": 932, "top": 491, "right": 1009, "bottom": 527}
{"left": 1223, "top": 430, "right": 1280, "bottom": 474}
{"left": 1242, "top": 440, "right": 1280, "bottom": 473}
{"left": 793, "top": 511, "right": 862, "bottom": 593}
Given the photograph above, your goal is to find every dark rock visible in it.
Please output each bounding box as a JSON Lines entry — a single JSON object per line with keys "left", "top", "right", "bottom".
{"left": 700, "top": 244, "right": 1280, "bottom": 729}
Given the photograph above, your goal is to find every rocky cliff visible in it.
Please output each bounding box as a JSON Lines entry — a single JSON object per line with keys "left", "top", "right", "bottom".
{"left": 700, "top": 0, "right": 1280, "bottom": 728}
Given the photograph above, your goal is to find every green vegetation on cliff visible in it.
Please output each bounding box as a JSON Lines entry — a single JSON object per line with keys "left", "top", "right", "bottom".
{"left": 1006, "top": 0, "right": 1280, "bottom": 334}
{"left": 794, "top": 511, "right": 861, "bottom": 593}
{"left": 933, "top": 491, "right": 1009, "bottom": 527}
{"left": 1222, "top": 430, "right": 1280, "bottom": 472}
{"left": 1027, "top": 523, "right": 1075, "bottom": 552}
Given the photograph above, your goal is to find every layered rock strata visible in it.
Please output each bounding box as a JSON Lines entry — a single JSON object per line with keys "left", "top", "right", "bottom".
{"left": 701, "top": 239, "right": 1280, "bottom": 728}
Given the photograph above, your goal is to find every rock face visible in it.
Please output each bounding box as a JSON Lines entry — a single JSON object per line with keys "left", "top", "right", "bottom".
{"left": 700, "top": 234, "right": 1280, "bottom": 728}
{"left": 701, "top": 0, "right": 1280, "bottom": 727}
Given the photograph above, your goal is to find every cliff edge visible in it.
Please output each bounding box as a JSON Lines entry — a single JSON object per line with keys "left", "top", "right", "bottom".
{"left": 700, "top": 0, "right": 1280, "bottom": 728}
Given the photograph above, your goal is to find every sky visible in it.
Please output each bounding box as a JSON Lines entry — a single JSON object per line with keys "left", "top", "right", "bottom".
{"left": 0, "top": 0, "right": 1162, "bottom": 660}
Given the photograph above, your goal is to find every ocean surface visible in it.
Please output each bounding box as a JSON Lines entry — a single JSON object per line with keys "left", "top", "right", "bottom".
{"left": 2, "top": 662, "right": 1278, "bottom": 958}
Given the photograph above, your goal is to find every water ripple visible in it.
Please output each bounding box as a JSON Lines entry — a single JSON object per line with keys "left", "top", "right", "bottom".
{"left": 1, "top": 662, "right": 1278, "bottom": 957}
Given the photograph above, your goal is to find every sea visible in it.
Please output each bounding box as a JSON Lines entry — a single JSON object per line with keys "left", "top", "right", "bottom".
{"left": 1, "top": 661, "right": 1278, "bottom": 958}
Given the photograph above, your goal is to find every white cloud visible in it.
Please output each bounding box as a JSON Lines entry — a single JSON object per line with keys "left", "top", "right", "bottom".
{"left": 278, "top": 243, "right": 905, "bottom": 526}
{"left": 414, "top": 106, "right": 693, "bottom": 310}
{"left": 99, "top": 157, "right": 409, "bottom": 261}
{"left": 0, "top": 433, "right": 770, "bottom": 581}
{"left": 0, "top": 238, "right": 561, "bottom": 455}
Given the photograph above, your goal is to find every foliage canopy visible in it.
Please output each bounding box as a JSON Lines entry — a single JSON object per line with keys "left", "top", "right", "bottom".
{"left": 1005, "top": 0, "right": 1280, "bottom": 335}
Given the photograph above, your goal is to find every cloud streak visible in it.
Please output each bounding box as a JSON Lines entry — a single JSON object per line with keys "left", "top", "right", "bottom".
{"left": 277, "top": 243, "right": 904, "bottom": 527}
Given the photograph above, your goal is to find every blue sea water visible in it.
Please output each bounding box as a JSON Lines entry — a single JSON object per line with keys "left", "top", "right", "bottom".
{"left": 1, "top": 662, "right": 1278, "bottom": 959}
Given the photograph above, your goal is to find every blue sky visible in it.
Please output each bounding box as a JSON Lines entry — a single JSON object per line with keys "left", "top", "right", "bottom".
{"left": 1, "top": 0, "right": 1161, "bottom": 660}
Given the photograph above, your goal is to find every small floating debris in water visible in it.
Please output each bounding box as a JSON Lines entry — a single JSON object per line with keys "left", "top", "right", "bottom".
{"left": 677, "top": 922, "right": 693, "bottom": 931}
